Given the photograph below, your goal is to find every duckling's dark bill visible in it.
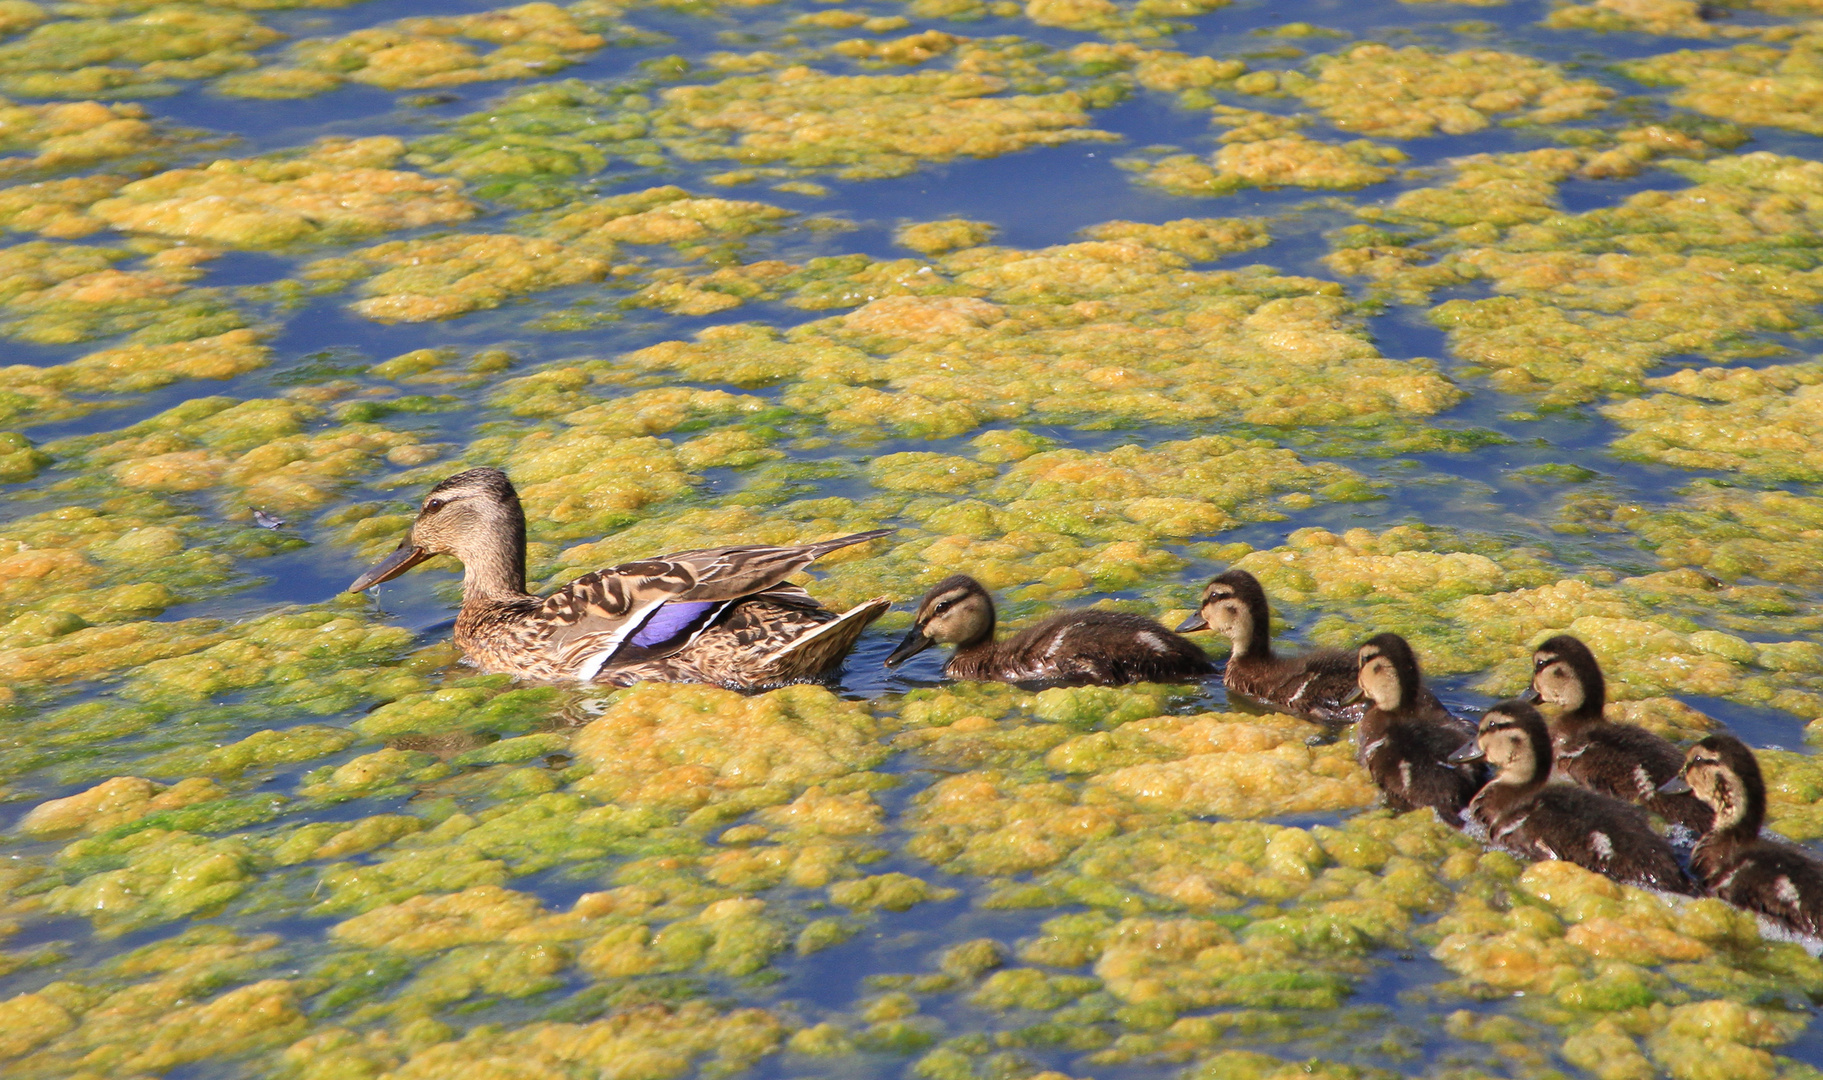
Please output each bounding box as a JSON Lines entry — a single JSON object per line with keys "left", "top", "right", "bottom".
{"left": 1658, "top": 774, "right": 1693, "bottom": 794}
{"left": 1175, "top": 613, "right": 1208, "bottom": 632}
{"left": 884, "top": 628, "right": 933, "bottom": 667}
{"left": 350, "top": 540, "right": 429, "bottom": 592}
{"left": 1446, "top": 740, "right": 1485, "bottom": 764}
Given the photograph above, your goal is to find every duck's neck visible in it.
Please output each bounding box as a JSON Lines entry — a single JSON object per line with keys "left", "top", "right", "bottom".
{"left": 1358, "top": 700, "right": 1398, "bottom": 737}
{"left": 457, "top": 526, "right": 531, "bottom": 604}
{"left": 1555, "top": 701, "right": 1603, "bottom": 733}
{"left": 1493, "top": 752, "right": 1548, "bottom": 798}
{"left": 947, "top": 641, "right": 1002, "bottom": 679}
{"left": 1709, "top": 773, "right": 1764, "bottom": 844}
{"left": 1229, "top": 604, "right": 1272, "bottom": 661}
{"left": 1555, "top": 674, "right": 1605, "bottom": 730}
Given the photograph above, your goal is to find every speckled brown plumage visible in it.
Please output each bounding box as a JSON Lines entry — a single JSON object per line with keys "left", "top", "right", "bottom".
{"left": 1530, "top": 634, "right": 1713, "bottom": 833}
{"left": 886, "top": 574, "right": 1213, "bottom": 687}
{"left": 1460, "top": 701, "right": 1695, "bottom": 896}
{"left": 1672, "top": 734, "right": 1823, "bottom": 937}
{"left": 349, "top": 468, "right": 890, "bottom": 689}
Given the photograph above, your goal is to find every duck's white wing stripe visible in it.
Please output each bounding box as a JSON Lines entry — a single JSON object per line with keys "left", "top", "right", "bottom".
{"left": 756, "top": 599, "right": 884, "bottom": 666}
{"left": 570, "top": 598, "right": 670, "bottom": 681}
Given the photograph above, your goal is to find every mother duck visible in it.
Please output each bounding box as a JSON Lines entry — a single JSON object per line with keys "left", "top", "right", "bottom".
{"left": 349, "top": 468, "right": 891, "bottom": 689}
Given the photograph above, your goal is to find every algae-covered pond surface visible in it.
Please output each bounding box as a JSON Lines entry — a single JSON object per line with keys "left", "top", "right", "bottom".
{"left": 10, "top": 0, "right": 1823, "bottom": 1076}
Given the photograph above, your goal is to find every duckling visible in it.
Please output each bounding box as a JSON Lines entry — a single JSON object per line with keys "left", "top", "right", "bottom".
{"left": 348, "top": 467, "right": 891, "bottom": 689}
{"left": 883, "top": 574, "right": 1214, "bottom": 686}
{"left": 1451, "top": 701, "right": 1694, "bottom": 895}
{"left": 1663, "top": 734, "right": 1823, "bottom": 937}
{"left": 1177, "top": 569, "right": 1450, "bottom": 726}
{"left": 1528, "top": 634, "right": 1712, "bottom": 834}
{"left": 1349, "top": 633, "right": 1482, "bottom": 822}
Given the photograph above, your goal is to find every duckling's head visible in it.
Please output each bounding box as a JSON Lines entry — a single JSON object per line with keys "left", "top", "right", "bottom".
{"left": 884, "top": 574, "right": 996, "bottom": 666}
{"left": 1355, "top": 632, "right": 1421, "bottom": 713}
{"left": 1666, "top": 733, "right": 1764, "bottom": 834}
{"left": 1177, "top": 568, "right": 1269, "bottom": 656}
{"left": 1529, "top": 634, "right": 1604, "bottom": 716}
{"left": 1453, "top": 700, "right": 1552, "bottom": 785}
{"left": 349, "top": 468, "right": 527, "bottom": 597}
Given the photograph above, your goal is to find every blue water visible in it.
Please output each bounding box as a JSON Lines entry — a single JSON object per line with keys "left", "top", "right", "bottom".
{"left": 4, "top": 0, "right": 1823, "bottom": 1075}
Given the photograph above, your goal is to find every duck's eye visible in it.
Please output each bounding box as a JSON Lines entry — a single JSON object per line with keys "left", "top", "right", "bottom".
{"left": 1533, "top": 656, "right": 1548, "bottom": 669}
{"left": 424, "top": 498, "right": 446, "bottom": 514}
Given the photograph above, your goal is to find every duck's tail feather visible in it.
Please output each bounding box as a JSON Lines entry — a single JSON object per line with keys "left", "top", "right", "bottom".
{"left": 754, "top": 597, "right": 890, "bottom": 681}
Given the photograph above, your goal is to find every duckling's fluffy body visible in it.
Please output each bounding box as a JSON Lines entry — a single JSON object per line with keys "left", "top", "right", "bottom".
{"left": 1461, "top": 701, "right": 1694, "bottom": 896}
{"left": 1531, "top": 634, "right": 1713, "bottom": 833}
{"left": 350, "top": 468, "right": 890, "bottom": 689}
{"left": 888, "top": 575, "right": 1214, "bottom": 686}
{"left": 1353, "top": 633, "right": 1481, "bottom": 823}
{"left": 1674, "top": 734, "right": 1823, "bottom": 938}
{"left": 1182, "top": 569, "right": 1450, "bottom": 726}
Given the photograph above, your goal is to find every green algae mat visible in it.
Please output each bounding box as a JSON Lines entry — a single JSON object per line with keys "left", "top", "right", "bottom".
{"left": 7, "top": 0, "right": 1823, "bottom": 1076}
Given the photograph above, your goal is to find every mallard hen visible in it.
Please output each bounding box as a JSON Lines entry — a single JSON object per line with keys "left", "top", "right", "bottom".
{"left": 349, "top": 468, "right": 891, "bottom": 689}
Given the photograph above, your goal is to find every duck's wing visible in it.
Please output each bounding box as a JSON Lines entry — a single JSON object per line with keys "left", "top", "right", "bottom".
{"left": 538, "top": 529, "right": 892, "bottom": 674}
{"left": 750, "top": 597, "right": 891, "bottom": 685}
{"left": 1278, "top": 649, "right": 1363, "bottom": 723}
{"left": 651, "top": 529, "right": 894, "bottom": 600}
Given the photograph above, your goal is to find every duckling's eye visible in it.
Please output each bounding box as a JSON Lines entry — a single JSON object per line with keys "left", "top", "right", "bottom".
{"left": 424, "top": 498, "right": 446, "bottom": 514}
{"left": 1533, "top": 656, "right": 1549, "bottom": 670}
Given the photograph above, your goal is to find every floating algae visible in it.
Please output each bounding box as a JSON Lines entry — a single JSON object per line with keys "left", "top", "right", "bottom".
{"left": 1620, "top": 34, "right": 1823, "bottom": 136}
{"left": 0, "top": 0, "right": 1821, "bottom": 1078}
{"left": 0, "top": 8, "right": 284, "bottom": 99}
{"left": 1334, "top": 148, "right": 1823, "bottom": 406}
{"left": 216, "top": 1, "right": 617, "bottom": 99}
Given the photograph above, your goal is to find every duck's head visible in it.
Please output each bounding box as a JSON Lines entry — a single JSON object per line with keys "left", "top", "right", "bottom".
{"left": 1662, "top": 733, "right": 1762, "bottom": 834}
{"left": 1351, "top": 632, "right": 1420, "bottom": 713}
{"left": 1528, "top": 634, "right": 1604, "bottom": 715}
{"left": 349, "top": 467, "right": 527, "bottom": 595}
{"left": 1177, "top": 568, "right": 1269, "bottom": 654}
{"left": 884, "top": 574, "right": 995, "bottom": 667}
{"left": 1449, "top": 700, "right": 1551, "bottom": 785}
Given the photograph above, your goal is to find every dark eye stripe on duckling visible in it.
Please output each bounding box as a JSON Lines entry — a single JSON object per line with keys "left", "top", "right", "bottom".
{"left": 925, "top": 591, "right": 968, "bottom": 618}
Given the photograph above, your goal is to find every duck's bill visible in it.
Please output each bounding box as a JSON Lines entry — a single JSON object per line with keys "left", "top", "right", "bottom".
{"left": 1446, "top": 740, "right": 1485, "bottom": 764}
{"left": 1519, "top": 686, "right": 1542, "bottom": 704}
{"left": 1175, "top": 612, "right": 1209, "bottom": 633}
{"left": 1658, "top": 774, "right": 1692, "bottom": 795}
{"left": 349, "top": 539, "right": 428, "bottom": 592}
{"left": 883, "top": 628, "right": 933, "bottom": 667}
{"left": 1339, "top": 685, "right": 1365, "bottom": 705}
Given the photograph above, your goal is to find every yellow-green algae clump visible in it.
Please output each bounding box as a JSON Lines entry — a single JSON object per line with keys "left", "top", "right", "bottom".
{"left": 0, "top": 7, "right": 283, "bottom": 99}
{"left": 652, "top": 66, "right": 1117, "bottom": 179}
{"left": 1334, "top": 148, "right": 1823, "bottom": 405}
{"left": 216, "top": 1, "right": 607, "bottom": 98}
{"left": 1288, "top": 44, "right": 1614, "bottom": 138}
{"left": 1133, "top": 135, "right": 1407, "bottom": 197}
{"left": 1621, "top": 33, "right": 1823, "bottom": 136}
{"left": 1, "top": 2, "right": 1823, "bottom": 1079}
{"left": 90, "top": 136, "right": 477, "bottom": 248}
